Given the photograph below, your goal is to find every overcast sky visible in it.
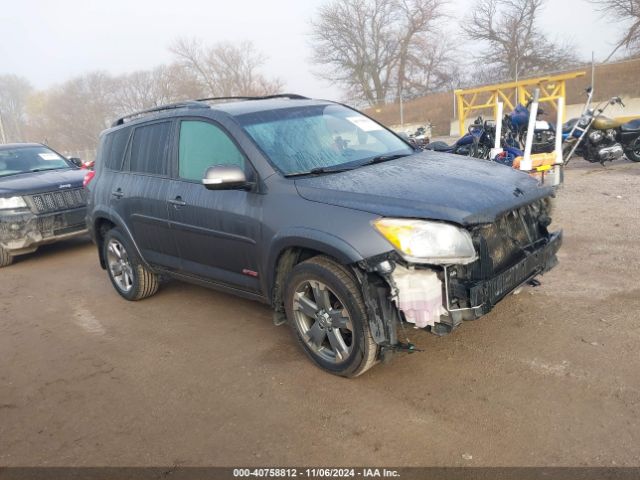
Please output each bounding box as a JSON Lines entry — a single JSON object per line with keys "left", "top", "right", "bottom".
{"left": 0, "top": 0, "right": 619, "bottom": 99}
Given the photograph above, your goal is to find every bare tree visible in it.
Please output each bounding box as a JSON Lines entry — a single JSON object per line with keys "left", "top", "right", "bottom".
{"left": 112, "top": 64, "right": 205, "bottom": 114}
{"left": 171, "top": 38, "right": 284, "bottom": 97}
{"left": 462, "top": 0, "right": 578, "bottom": 82}
{"left": 0, "top": 75, "right": 33, "bottom": 143}
{"left": 403, "top": 34, "right": 462, "bottom": 96}
{"left": 590, "top": 0, "right": 640, "bottom": 61}
{"left": 26, "top": 71, "right": 118, "bottom": 151}
{"left": 310, "top": 0, "right": 448, "bottom": 106}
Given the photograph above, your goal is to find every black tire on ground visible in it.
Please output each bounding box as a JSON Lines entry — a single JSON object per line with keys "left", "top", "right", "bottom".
{"left": 624, "top": 138, "right": 640, "bottom": 162}
{"left": 102, "top": 227, "right": 159, "bottom": 301}
{"left": 0, "top": 247, "right": 14, "bottom": 268}
{"left": 284, "top": 256, "right": 378, "bottom": 378}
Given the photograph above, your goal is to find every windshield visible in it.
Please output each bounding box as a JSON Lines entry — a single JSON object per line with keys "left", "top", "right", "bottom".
{"left": 0, "top": 146, "right": 71, "bottom": 178}
{"left": 237, "top": 104, "right": 413, "bottom": 175}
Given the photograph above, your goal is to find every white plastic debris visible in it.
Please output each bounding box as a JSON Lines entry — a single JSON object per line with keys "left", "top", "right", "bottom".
{"left": 392, "top": 265, "right": 447, "bottom": 328}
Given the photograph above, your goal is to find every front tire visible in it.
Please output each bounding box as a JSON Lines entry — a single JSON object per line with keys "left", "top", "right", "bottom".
{"left": 284, "top": 256, "right": 378, "bottom": 377}
{"left": 102, "top": 228, "right": 159, "bottom": 301}
{"left": 0, "top": 247, "right": 13, "bottom": 268}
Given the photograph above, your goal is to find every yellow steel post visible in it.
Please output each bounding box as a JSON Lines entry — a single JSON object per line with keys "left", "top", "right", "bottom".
{"left": 455, "top": 90, "right": 466, "bottom": 137}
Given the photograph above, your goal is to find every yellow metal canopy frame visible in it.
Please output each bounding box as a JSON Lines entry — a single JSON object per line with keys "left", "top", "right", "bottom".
{"left": 454, "top": 71, "right": 586, "bottom": 136}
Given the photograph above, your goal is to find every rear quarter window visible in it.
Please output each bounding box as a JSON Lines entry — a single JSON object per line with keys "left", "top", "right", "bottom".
{"left": 129, "top": 122, "right": 172, "bottom": 176}
{"left": 102, "top": 127, "right": 131, "bottom": 171}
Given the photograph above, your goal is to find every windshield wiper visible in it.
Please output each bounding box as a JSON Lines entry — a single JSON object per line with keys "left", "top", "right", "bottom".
{"left": 284, "top": 165, "right": 355, "bottom": 177}
{"left": 283, "top": 153, "right": 411, "bottom": 178}
{"left": 358, "top": 153, "right": 410, "bottom": 167}
{"left": 30, "top": 167, "right": 68, "bottom": 173}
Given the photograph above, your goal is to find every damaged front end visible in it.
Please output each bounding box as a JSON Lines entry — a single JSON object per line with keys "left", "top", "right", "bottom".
{"left": 356, "top": 197, "right": 562, "bottom": 358}
{"left": 0, "top": 189, "right": 88, "bottom": 256}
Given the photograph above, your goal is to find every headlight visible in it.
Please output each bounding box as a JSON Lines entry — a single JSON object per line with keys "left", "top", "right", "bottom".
{"left": 373, "top": 218, "right": 477, "bottom": 265}
{"left": 578, "top": 115, "right": 590, "bottom": 127}
{"left": 0, "top": 196, "right": 27, "bottom": 210}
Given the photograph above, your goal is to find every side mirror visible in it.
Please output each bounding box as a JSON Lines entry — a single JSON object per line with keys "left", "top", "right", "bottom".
{"left": 69, "top": 157, "right": 83, "bottom": 168}
{"left": 202, "top": 165, "right": 252, "bottom": 190}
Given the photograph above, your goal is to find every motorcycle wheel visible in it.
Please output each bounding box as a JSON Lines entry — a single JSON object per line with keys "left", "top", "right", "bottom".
{"left": 624, "top": 138, "right": 640, "bottom": 162}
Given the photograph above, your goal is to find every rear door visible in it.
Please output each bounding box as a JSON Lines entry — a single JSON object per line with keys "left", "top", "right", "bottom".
{"left": 115, "top": 120, "right": 180, "bottom": 269}
{"left": 167, "top": 118, "right": 262, "bottom": 292}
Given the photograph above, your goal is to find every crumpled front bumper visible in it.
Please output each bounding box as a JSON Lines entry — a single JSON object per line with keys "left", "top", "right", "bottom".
{"left": 377, "top": 230, "right": 562, "bottom": 337}
{"left": 447, "top": 230, "right": 562, "bottom": 319}
{"left": 0, "top": 207, "right": 88, "bottom": 255}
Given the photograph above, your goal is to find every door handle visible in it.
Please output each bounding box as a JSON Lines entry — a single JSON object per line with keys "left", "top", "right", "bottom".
{"left": 169, "top": 196, "right": 187, "bottom": 207}
{"left": 111, "top": 189, "right": 124, "bottom": 198}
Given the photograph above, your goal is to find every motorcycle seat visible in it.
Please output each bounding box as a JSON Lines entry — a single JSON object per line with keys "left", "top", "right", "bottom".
{"left": 621, "top": 118, "right": 640, "bottom": 132}
{"left": 425, "top": 141, "right": 453, "bottom": 152}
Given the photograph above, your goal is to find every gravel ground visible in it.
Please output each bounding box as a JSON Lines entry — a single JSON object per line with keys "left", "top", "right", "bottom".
{"left": 1, "top": 159, "right": 639, "bottom": 467}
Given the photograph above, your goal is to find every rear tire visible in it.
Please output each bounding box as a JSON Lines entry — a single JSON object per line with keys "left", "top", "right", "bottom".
{"left": 624, "top": 138, "right": 640, "bottom": 162}
{"left": 102, "top": 228, "right": 159, "bottom": 301}
{"left": 0, "top": 247, "right": 13, "bottom": 268}
{"left": 284, "top": 256, "right": 378, "bottom": 378}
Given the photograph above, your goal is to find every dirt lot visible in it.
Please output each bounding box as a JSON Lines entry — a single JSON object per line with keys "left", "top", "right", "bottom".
{"left": 1, "top": 160, "right": 639, "bottom": 467}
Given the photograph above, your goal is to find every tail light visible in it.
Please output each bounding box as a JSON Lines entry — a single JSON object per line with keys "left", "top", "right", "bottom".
{"left": 83, "top": 170, "right": 95, "bottom": 187}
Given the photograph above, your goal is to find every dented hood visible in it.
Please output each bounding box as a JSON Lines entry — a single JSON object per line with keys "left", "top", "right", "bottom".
{"left": 0, "top": 168, "right": 86, "bottom": 196}
{"left": 294, "top": 151, "right": 553, "bottom": 225}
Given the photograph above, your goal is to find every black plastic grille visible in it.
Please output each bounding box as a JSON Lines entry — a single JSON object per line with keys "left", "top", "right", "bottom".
{"left": 466, "top": 200, "right": 548, "bottom": 281}
{"left": 28, "top": 188, "right": 87, "bottom": 214}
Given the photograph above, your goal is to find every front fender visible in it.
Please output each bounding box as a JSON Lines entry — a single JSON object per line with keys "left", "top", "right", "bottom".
{"left": 263, "top": 226, "right": 364, "bottom": 300}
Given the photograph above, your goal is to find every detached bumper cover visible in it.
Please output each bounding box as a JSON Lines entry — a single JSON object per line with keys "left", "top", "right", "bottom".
{"left": 0, "top": 207, "right": 87, "bottom": 253}
{"left": 450, "top": 231, "right": 562, "bottom": 318}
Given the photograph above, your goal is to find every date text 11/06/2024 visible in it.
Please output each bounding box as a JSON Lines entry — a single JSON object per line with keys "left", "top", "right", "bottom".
{"left": 232, "top": 468, "right": 401, "bottom": 478}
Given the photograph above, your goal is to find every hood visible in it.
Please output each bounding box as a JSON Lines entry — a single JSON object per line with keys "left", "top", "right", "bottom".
{"left": 294, "top": 151, "right": 553, "bottom": 225}
{"left": 0, "top": 168, "right": 86, "bottom": 196}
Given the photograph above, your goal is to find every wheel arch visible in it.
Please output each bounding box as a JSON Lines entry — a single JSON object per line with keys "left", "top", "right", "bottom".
{"left": 91, "top": 208, "right": 147, "bottom": 270}
{"left": 265, "top": 228, "right": 364, "bottom": 311}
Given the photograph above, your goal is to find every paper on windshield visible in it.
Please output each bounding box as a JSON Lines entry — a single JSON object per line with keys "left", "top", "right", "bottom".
{"left": 38, "top": 153, "right": 62, "bottom": 161}
{"left": 346, "top": 116, "right": 384, "bottom": 132}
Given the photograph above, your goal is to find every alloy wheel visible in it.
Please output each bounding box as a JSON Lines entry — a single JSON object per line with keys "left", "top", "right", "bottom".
{"left": 292, "top": 280, "right": 354, "bottom": 363}
{"left": 106, "top": 238, "right": 134, "bottom": 293}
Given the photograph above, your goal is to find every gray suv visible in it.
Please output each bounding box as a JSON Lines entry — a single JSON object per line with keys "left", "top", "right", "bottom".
{"left": 86, "top": 94, "right": 561, "bottom": 377}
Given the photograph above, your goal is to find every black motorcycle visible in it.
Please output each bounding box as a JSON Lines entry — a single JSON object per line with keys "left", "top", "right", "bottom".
{"left": 426, "top": 117, "right": 495, "bottom": 159}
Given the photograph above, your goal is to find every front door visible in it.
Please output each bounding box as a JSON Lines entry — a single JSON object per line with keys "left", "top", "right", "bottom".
{"left": 168, "top": 119, "right": 262, "bottom": 292}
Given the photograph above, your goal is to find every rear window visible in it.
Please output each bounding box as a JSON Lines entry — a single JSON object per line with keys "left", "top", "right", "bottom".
{"left": 129, "top": 122, "right": 172, "bottom": 176}
{"left": 102, "top": 127, "right": 131, "bottom": 171}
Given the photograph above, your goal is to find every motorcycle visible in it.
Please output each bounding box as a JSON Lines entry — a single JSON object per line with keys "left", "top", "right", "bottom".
{"left": 504, "top": 102, "right": 556, "bottom": 154}
{"left": 563, "top": 89, "right": 640, "bottom": 165}
{"left": 426, "top": 117, "right": 495, "bottom": 159}
{"left": 409, "top": 125, "right": 431, "bottom": 148}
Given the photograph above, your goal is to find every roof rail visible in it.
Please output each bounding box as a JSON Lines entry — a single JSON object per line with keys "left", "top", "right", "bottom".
{"left": 249, "top": 93, "right": 309, "bottom": 101}
{"left": 195, "top": 93, "right": 309, "bottom": 103}
{"left": 111, "top": 101, "right": 208, "bottom": 127}
{"left": 111, "top": 94, "right": 310, "bottom": 127}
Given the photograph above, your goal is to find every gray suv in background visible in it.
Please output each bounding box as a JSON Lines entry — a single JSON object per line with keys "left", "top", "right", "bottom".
{"left": 86, "top": 94, "right": 561, "bottom": 377}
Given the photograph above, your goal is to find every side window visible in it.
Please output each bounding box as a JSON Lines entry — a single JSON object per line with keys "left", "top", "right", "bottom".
{"left": 104, "top": 127, "right": 130, "bottom": 171}
{"left": 178, "top": 120, "right": 245, "bottom": 181}
{"left": 129, "top": 122, "right": 171, "bottom": 176}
